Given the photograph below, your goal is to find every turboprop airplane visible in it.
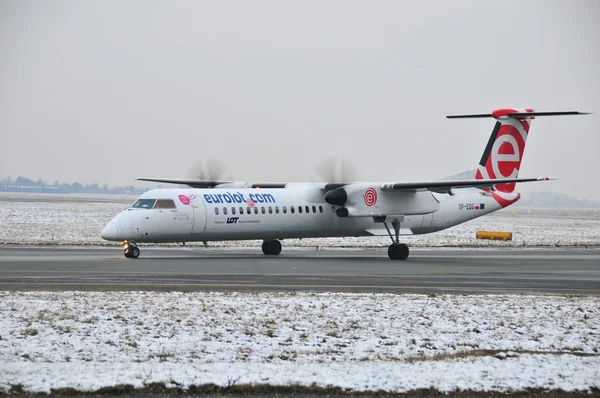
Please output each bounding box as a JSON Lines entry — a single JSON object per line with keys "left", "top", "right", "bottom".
{"left": 101, "top": 108, "right": 588, "bottom": 260}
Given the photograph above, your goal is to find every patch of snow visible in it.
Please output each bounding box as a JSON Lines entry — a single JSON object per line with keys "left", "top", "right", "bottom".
{"left": 0, "top": 292, "right": 598, "bottom": 392}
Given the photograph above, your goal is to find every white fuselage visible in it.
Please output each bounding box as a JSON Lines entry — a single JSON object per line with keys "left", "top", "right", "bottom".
{"left": 101, "top": 185, "right": 504, "bottom": 243}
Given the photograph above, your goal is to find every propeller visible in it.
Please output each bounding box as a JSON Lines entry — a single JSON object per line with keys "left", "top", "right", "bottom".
{"left": 311, "top": 156, "right": 361, "bottom": 187}
{"left": 311, "top": 156, "right": 360, "bottom": 214}
{"left": 186, "top": 156, "right": 232, "bottom": 182}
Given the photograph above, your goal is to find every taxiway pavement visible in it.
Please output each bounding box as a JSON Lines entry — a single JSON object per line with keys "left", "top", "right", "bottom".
{"left": 1, "top": 246, "right": 599, "bottom": 295}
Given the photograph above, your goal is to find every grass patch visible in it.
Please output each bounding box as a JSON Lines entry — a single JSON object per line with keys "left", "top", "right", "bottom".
{"left": 20, "top": 328, "right": 38, "bottom": 337}
{"left": 54, "top": 325, "right": 72, "bottom": 334}
{"left": 147, "top": 352, "right": 174, "bottom": 362}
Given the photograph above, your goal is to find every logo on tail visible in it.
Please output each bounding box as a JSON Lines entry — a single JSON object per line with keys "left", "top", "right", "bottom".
{"left": 476, "top": 108, "right": 534, "bottom": 207}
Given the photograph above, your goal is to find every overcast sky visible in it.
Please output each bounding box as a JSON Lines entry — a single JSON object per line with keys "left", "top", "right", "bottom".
{"left": 1, "top": 0, "right": 599, "bottom": 199}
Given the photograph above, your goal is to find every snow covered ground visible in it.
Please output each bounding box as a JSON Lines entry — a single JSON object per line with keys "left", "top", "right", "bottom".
{"left": 1, "top": 197, "right": 598, "bottom": 392}
{"left": 1, "top": 292, "right": 598, "bottom": 393}
{"left": 1, "top": 198, "right": 599, "bottom": 247}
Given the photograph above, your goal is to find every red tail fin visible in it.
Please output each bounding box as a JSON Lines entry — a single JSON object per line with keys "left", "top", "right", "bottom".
{"left": 476, "top": 108, "right": 534, "bottom": 193}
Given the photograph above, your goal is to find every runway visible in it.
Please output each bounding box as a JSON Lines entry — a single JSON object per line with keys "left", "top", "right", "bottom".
{"left": 1, "top": 246, "right": 599, "bottom": 295}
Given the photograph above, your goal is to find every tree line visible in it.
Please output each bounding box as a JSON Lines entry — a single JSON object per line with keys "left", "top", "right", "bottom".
{"left": 0, "top": 176, "right": 147, "bottom": 194}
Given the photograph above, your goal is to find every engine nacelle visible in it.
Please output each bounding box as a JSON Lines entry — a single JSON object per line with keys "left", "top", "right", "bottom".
{"left": 324, "top": 188, "right": 347, "bottom": 206}
{"left": 331, "top": 184, "right": 440, "bottom": 217}
{"left": 335, "top": 208, "right": 349, "bottom": 217}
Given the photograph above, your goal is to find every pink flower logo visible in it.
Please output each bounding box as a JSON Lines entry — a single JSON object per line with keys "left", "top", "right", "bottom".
{"left": 178, "top": 194, "right": 190, "bottom": 205}
{"left": 178, "top": 194, "right": 198, "bottom": 208}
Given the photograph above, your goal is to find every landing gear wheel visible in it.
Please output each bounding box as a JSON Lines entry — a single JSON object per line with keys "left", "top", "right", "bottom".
{"left": 261, "top": 240, "right": 282, "bottom": 255}
{"left": 124, "top": 245, "right": 140, "bottom": 259}
{"left": 388, "top": 243, "right": 409, "bottom": 260}
{"left": 383, "top": 217, "right": 409, "bottom": 260}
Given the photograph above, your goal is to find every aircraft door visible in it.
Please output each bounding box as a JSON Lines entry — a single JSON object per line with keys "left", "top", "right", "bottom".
{"left": 191, "top": 196, "right": 207, "bottom": 234}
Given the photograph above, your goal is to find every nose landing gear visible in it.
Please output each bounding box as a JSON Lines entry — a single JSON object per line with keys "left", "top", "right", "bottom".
{"left": 122, "top": 241, "right": 140, "bottom": 259}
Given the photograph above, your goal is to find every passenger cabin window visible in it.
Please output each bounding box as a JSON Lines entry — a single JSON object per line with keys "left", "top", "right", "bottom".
{"left": 223, "top": 207, "right": 228, "bottom": 215}
{"left": 291, "top": 206, "right": 295, "bottom": 214}
{"left": 232, "top": 207, "right": 236, "bottom": 215}
{"left": 246, "top": 207, "right": 251, "bottom": 214}
{"left": 312, "top": 205, "right": 316, "bottom": 213}
{"left": 239, "top": 206, "right": 244, "bottom": 214}
{"left": 215, "top": 207, "right": 219, "bottom": 215}
{"left": 254, "top": 207, "right": 259, "bottom": 214}
{"left": 132, "top": 199, "right": 156, "bottom": 209}
{"left": 319, "top": 205, "right": 323, "bottom": 213}
{"left": 275, "top": 206, "right": 280, "bottom": 214}
{"left": 154, "top": 199, "right": 176, "bottom": 209}
{"left": 305, "top": 206, "right": 310, "bottom": 213}
{"left": 298, "top": 206, "right": 302, "bottom": 214}
{"left": 261, "top": 207, "right": 266, "bottom": 214}
{"left": 268, "top": 206, "right": 273, "bottom": 214}
{"left": 283, "top": 206, "right": 287, "bottom": 214}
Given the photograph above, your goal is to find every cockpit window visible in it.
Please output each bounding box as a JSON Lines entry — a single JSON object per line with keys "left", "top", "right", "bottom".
{"left": 132, "top": 199, "right": 156, "bottom": 209}
{"left": 154, "top": 199, "right": 176, "bottom": 209}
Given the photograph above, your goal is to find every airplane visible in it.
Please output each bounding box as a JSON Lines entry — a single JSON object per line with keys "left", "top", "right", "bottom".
{"left": 101, "top": 108, "right": 589, "bottom": 260}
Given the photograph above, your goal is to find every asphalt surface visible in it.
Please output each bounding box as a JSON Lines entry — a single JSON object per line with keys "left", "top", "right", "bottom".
{"left": 1, "top": 246, "right": 599, "bottom": 295}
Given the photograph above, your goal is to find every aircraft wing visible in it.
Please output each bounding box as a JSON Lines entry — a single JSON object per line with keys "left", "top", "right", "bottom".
{"left": 136, "top": 177, "right": 230, "bottom": 188}
{"left": 380, "top": 177, "right": 556, "bottom": 194}
{"left": 137, "top": 176, "right": 555, "bottom": 191}
{"left": 136, "top": 177, "right": 289, "bottom": 189}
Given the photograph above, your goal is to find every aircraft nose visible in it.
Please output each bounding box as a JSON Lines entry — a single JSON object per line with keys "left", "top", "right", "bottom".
{"left": 101, "top": 222, "right": 120, "bottom": 241}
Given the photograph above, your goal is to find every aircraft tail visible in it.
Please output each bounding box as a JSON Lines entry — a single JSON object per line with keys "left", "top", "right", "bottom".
{"left": 476, "top": 108, "right": 535, "bottom": 194}
{"left": 447, "top": 108, "right": 589, "bottom": 207}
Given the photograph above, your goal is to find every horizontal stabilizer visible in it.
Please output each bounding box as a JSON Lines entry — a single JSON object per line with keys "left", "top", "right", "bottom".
{"left": 447, "top": 111, "right": 590, "bottom": 119}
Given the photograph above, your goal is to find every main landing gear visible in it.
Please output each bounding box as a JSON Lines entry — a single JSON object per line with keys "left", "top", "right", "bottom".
{"left": 383, "top": 219, "right": 409, "bottom": 260}
{"left": 262, "top": 239, "right": 282, "bottom": 255}
{"left": 122, "top": 241, "right": 140, "bottom": 259}
{"left": 388, "top": 243, "right": 409, "bottom": 260}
